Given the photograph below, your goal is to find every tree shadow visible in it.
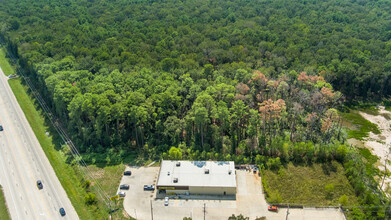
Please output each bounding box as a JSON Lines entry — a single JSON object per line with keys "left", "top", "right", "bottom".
{"left": 321, "top": 162, "right": 337, "bottom": 176}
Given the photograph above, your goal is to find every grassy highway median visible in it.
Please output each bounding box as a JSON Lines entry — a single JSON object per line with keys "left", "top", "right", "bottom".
{"left": 0, "top": 186, "right": 11, "bottom": 220}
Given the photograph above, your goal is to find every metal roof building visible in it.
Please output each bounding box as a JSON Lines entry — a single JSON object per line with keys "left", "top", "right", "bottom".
{"left": 156, "top": 160, "right": 236, "bottom": 197}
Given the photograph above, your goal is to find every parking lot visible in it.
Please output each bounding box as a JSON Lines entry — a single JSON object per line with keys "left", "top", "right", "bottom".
{"left": 119, "top": 166, "right": 345, "bottom": 220}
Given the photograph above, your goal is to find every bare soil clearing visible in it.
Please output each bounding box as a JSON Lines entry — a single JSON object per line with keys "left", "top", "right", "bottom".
{"left": 354, "top": 106, "right": 391, "bottom": 192}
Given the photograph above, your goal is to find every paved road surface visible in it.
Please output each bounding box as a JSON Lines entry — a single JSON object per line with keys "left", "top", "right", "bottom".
{"left": 0, "top": 69, "right": 78, "bottom": 220}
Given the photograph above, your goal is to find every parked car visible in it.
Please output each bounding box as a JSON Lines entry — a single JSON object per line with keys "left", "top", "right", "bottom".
{"left": 144, "top": 185, "right": 155, "bottom": 191}
{"left": 268, "top": 206, "right": 278, "bottom": 212}
{"left": 120, "top": 184, "right": 130, "bottom": 190}
{"left": 0, "top": 125, "right": 3, "bottom": 131}
{"left": 37, "top": 180, "right": 43, "bottom": 189}
{"left": 164, "top": 197, "right": 169, "bottom": 206}
{"left": 123, "top": 171, "right": 132, "bottom": 176}
{"left": 59, "top": 207, "right": 66, "bottom": 216}
{"left": 118, "top": 191, "right": 126, "bottom": 197}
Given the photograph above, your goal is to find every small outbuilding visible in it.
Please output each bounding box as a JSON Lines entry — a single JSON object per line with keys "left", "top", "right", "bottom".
{"left": 156, "top": 160, "right": 236, "bottom": 197}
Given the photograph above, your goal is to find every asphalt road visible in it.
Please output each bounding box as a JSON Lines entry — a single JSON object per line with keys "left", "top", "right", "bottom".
{"left": 0, "top": 70, "right": 78, "bottom": 220}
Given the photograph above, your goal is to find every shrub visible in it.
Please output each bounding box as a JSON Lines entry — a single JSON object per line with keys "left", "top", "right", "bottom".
{"left": 83, "top": 179, "right": 91, "bottom": 189}
{"left": 325, "top": 184, "right": 334, "bottom": 199}
{"left": 85, "top": 192, "right": 97, "bottom": 205}
{"left": 339, "top": 194, "right": 348, "bottom": 206}
{"left": 266, "top": 157, "right": 282, "bottom": 170}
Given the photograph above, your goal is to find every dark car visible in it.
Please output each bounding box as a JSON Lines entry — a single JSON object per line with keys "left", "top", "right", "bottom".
{"left": 37, "top": 180, "right": 43, "bottom": 189}
{"left": 123, "top": 171, "right": 132, "bottom": 176}
{"left": 59, "top": 207, "right": 66, "bottom": 216}
{"left": 0, "top": 125, "right": 3, "bottom": 131}
{"left": 120, "top": 184, "right": 130, "bottom": 190}
{"left": 144, "top": 185, "right": 155, "bottom": 191}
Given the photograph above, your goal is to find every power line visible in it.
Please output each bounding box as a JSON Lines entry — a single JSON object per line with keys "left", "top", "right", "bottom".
{"left": 0, "top": 41, "right": 112, "bottom": 208}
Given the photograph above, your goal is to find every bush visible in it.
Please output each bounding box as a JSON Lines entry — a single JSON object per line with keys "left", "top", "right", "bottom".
{"left": 85, "top": 192, "right": 97, "bottom": 205}
{"left": 83, "top": 179, "right": 91, "bottom": 189}
{"left": 266, "top": 157, "right": 282, "bottom": 170}
{"left": 335, "top": 145, "right": 348, "bottom": 163}
{"left": 339, "top": 194, "right": 348, "bottom": 206}
{"left": 325, "top": 184, "right": 334, "bottom": 199}
{"left": 228, "top": 214, "right": 249, "bottom": 220}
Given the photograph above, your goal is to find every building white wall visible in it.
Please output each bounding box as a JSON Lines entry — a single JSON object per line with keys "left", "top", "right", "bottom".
{"left": 189, "top": 186, "right": 236, "bottom": 195}
{"left": 166, "top": 189, "right": 189, "bottom": 194}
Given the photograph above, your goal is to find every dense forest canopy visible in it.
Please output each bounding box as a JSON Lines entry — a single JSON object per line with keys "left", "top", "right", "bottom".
{"left": 1, "top": 0, "right": 391, "bottom": 98}
{"left": 2, "top": 1, "right": 391, "bottom": 218}
{"left": 0, "top": 0, "right": 390, "bottom": 157}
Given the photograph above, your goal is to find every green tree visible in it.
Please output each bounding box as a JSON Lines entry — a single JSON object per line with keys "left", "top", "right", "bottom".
{"left": 168, "top": 147, "right": 182, "bottom": 160}
{"left": 230, "top": 100, "right": 247, "bottom": 152}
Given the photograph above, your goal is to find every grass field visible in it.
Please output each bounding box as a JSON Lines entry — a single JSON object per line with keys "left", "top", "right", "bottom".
{"left": 0, "top": 186, "right": 11, "bottom": 220}
{"left": 340, "top": 110, "right": 380, "bottom": 140}
{"left": 262, "top": 161, "right": 359, "bottom": 206}
{"left": 88, "top": 164, "right": 133, "bottom": 220}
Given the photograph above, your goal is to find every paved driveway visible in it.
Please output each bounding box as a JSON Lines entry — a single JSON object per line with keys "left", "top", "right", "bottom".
{"left": 121, "top": 167, "right": 345, "bottom": 220}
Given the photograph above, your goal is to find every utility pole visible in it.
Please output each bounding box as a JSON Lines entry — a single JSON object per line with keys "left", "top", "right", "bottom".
{"left": 286, "top": 203, "right": 290, "bottom": 220}
{"left": 203, "top": 203, "right": 206, "bottom": 220}
{"left": 109, "top": 201, "right": 113, "bottom": 220}
{"left": 150, "top": 200, "right": 154, "bottom": 220}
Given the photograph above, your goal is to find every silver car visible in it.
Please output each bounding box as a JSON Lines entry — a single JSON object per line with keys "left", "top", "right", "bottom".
{"left": 118, "top": 192, "right": 126, "bottom": 197}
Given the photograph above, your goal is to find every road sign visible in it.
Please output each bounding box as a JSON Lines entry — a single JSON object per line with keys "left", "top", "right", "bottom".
{"left": 110, "top": 195, "right": 119, "bottom": 200}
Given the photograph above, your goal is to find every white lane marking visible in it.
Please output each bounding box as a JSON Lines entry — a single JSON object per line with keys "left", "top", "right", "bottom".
{"left": 0, "top": 77, "right": 47, "bottom": 219}
{"left": 0, "top": 136, "right": 21, "bottom": 219}
{"left": 1, "top": 65, "right": 78, "bottom": 219}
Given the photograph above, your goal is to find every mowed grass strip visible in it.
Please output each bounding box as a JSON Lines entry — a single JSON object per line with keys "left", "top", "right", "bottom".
{"left": 262, "top": 161, "right": 359, "bottom": 206}
{"left": 341, "top": 110, "right": 380, "bottom": 140}
{"left": 0, "top": 48, "right": 16, "bottom": 76}
{"left": 0, "top": 186, "right": 11, "bottom": 220}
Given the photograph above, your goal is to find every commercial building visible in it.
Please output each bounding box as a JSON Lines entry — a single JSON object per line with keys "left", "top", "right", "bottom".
{"left": 156, "top": 160, "right": 236, "bottom": 196}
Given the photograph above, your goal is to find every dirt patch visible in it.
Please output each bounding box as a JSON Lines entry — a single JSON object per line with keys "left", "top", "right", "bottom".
{"left": 90, "top": 169, "right": 105, "bottom": 179}
{"left": 358, "top": 106, "right": 391, "bottom": 193}
{"left": 347, "top": 138, "right": 365, "bottom": 148}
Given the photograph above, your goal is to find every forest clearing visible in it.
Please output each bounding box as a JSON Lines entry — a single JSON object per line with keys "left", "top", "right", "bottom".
{"left": 353, "top": 107, "right": 391, "bottom": 194}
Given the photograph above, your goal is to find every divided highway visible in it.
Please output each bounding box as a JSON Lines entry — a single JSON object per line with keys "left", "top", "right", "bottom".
{"left": 0, "top": 68, "right": 78, "bottom": 219}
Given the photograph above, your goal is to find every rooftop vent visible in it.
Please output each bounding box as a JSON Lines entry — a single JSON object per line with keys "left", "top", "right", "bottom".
{"left": 167, "top": 171, "right": 170, "bottom": 176}
{"left": 176, "top": 162, "right": 181, "bottom": 167}
{"left": 204, "top": 169, "right": 209, "bottom": 174}
{"left": 228, "top": 170, "right": 232, "bottom": 175}
{"left": 173, "top": 178, "right": 178, "bottom": 183}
